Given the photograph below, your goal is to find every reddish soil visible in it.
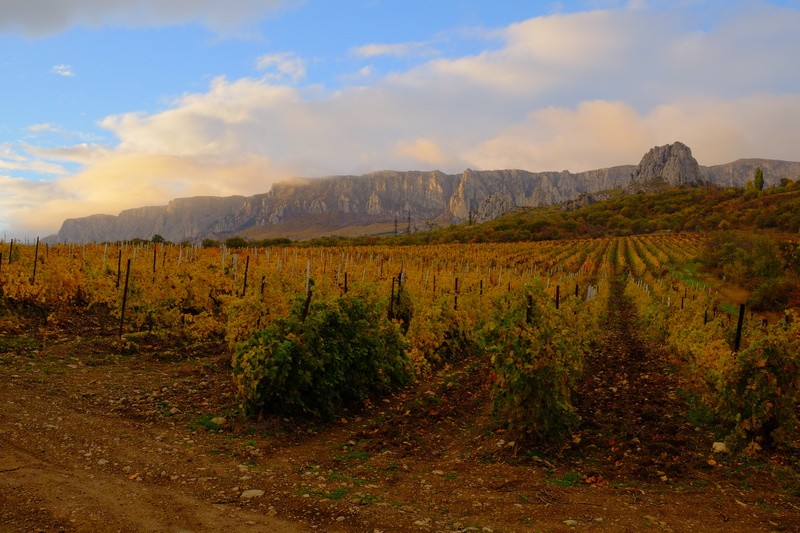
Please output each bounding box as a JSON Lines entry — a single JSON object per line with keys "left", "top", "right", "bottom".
{"left": 1, "top": 281, "right": 798, "bottom": 532}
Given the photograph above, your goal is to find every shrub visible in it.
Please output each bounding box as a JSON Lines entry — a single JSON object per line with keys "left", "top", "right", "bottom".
{"left": 405, "top": 297, "right": 479, "bottom": 375}
{"left": 718, "top": 312, "right": 800, "bottom": 449}
{"left": 484, "top": 284, "right": 588, "bottom": 445}
{"left": 701, "top": 231, "right": 783, "bottom": 288}
{"left": 232, "top": 287, "right": 412, "bottom": 419}
{"left": 224, "top": 236, "right": 249, "bottom": 249}
{"left": 749, "top": 278, "right": 800, "bottom": 312}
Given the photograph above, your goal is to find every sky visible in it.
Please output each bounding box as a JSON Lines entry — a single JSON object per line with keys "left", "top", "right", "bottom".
{"left": 1, "top": 0, "right": 799, "bottom": 239}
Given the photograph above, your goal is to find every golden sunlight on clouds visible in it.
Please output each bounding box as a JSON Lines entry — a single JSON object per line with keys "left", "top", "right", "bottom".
{"left": 467, "top": 100, "right": 656, "bottom": 172}
{"left": 467, "top": 94, "right": 800, "bottom": 172}
{"left": 393, "top": 138, "right": 452, "bottom": 168}
{"left": 12, "top": 153, "right": 286, "bottom": 235}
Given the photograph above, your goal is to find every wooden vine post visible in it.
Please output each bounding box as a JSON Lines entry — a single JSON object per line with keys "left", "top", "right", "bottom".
{"left": 389, "top": 277, "right": 396, "bottom": 319}
{"left": 31, "top": 237, "right": 40, "bottom": 284}
{"left": 396, "top": 272, "right": 403, "bottom": 310}
{"left": 116, "top": 248, "right": 123, "bottom": 289}
{"left": 119, "top": 259, "right": 132, "bottom": 338}
{"left": 300, "top": 288, "right": 313, "bottom": 323}
{"left": 526, "top": 294, "right": 533, "bottom": 325}
{"left": 241, "top": 255, "right": 250, "bottom": 297}
{"left": 733, "top": 303, "right": 746, "bottom": 352}
{"left": 555, "top": 285, "right": 560, "bottom": 310}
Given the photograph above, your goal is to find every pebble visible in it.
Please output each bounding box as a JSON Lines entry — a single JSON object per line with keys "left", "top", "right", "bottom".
{"left": 211, "top": 417, "right": 226, "bottom": 426}
{"left": 563, "top": 519, "right": 578, "bottom": 526}
{"left": 240, "top": 489, "right": 265, "bottom": 499}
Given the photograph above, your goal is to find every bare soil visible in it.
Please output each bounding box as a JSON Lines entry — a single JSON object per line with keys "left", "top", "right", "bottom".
{"left": 1, "top": 281, "right": 799, "bottom": 532}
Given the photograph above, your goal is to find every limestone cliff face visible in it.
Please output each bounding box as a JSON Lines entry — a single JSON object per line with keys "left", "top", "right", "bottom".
{"left": 54, "top": 166, "right": 633, "bottom": 242}
{"left": 51, "top": 143, "right": 800, "bottom": 243}
{"left": 704, "top": 159, "right": 800, "bottom": 187}
{"left": 56, "top": 198, "right": 247, "bottom": 243}
{"left": 629, "top": 141, "right": 704, "bottom": 188}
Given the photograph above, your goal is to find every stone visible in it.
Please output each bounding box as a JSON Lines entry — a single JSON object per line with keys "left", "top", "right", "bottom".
{"left": 712, "top": 442, "right": 730, "bottom": 454}
{"left": 210, "top": 417, "right": 226, "bottom": 426}
{"left": 240, "top": 489, "right": 265, "bottom": 499}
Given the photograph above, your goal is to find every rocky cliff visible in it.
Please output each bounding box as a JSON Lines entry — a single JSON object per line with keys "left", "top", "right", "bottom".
{"left": 53, "top": 167, "right": 636, "bottom": 242}
{"left": 51, "top": 142, "right": 800, "bottom": 243}
{"left": 704, "top": 158, "right": 800, "bottom": 187}
{"left": 629, "top": 141, "right": 704, "bottom": 189}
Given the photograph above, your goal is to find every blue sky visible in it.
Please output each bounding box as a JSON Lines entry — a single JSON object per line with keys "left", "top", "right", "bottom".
{"left": 1, "top": 0, "right": 799, "bottom": 238}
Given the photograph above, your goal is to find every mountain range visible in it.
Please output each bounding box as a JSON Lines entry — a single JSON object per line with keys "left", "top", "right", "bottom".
{"left": 51, "top": 142, "right": 800, "bottom": 243}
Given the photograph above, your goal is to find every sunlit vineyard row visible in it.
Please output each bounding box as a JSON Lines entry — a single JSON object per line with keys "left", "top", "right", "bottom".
{"left": 1, "top": 233, "right": 797, "bottom": 447}
{"left": 0, "top": 238, "right": 614, "bottom": 343}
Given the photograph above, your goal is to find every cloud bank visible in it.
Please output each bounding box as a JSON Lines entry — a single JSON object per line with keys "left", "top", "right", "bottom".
{"left": 0, "top": 0, "right": 287, "bottom": 36}
{"left": 4, "top": 2, "right": 800, "bottom": 237}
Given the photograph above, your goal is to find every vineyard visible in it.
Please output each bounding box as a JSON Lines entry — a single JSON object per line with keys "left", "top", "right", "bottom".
{"left": 1, "top": 233, "right": 799, "bottom": 531}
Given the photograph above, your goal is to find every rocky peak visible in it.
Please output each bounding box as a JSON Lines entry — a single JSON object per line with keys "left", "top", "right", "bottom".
{"left": 630, "top": 141, "right": 704, "bottom": 188}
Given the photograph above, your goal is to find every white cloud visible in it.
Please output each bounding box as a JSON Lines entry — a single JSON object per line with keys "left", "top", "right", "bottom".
{"left": 255, "top": 53, "right": 306, "bottom": 83}
{"left": 25, "top": 143, "right": 111, "bottom": 165}
{"left": 0, "top": 0, "right": 288, "bottom": 36}
{"left": 26, "top": 123, "right": 60, "bottom": 133}
{"left": 0, "top": 144, "right": 69, "bottom": 175}
{"left": 0, "top": 158, "right": 67, "bottom": 176}
{"left": 51, "top": 64, "right": 75, "bottom": 77}
{"left": 351, "top": 41, "right": 436, "bottom": 58}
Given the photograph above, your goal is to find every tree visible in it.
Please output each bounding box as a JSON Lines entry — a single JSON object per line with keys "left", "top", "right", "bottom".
{"left": 224, "top": 236, "right": 249, "bottom": 249}
{"left": 151, "top": 234, "right": 165, "bottom": 243}
{"left": 754, "top": 166, "right": 764, "bottom": 191}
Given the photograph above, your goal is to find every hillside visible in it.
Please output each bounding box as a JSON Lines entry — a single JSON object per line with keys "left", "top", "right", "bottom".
{"left": 325, "top": 180, "right": 800, "bottom": 247}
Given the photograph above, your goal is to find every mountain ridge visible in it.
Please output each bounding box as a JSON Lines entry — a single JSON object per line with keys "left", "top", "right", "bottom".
{"left": 50, "top": 142, "right": 800, "bottom": 243}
